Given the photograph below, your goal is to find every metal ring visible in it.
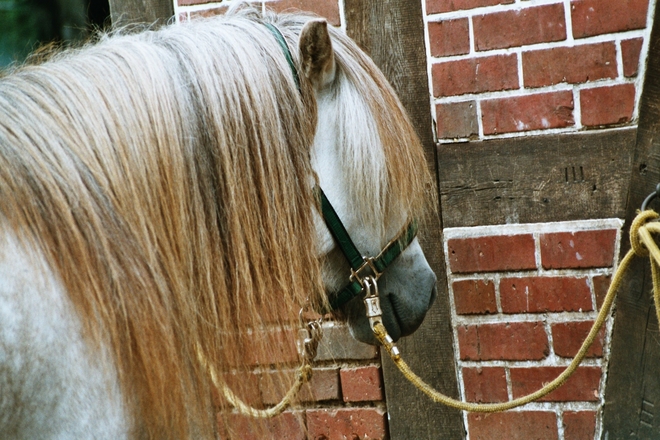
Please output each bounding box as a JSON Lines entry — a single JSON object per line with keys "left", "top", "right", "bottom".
{"left": 642, "top": 183, "right": 660, "bottom": 211}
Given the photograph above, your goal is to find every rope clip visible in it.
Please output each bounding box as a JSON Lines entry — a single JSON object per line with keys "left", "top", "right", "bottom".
{"left": 363, "top": 277, "right": 400, "bottom": 357}
{"left": 363, "top": 277, "right": 382, "bottom": 329}
{"left": 297, "top": 306, "right": 323, "bottom": 362}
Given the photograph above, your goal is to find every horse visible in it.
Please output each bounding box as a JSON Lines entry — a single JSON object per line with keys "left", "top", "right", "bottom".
{"left": 0, "top": 4, "right": 436, "bottom": 438}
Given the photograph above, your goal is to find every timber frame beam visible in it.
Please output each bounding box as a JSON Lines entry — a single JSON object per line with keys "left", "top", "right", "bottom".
{"left": 108, "top": 0, "right": 173, "bottom": 27}
{"left": 601, "top": 0, "right": 660, "bottom": 436}
{"left": 344, "top": 1, "right": 465, "bottom": 438}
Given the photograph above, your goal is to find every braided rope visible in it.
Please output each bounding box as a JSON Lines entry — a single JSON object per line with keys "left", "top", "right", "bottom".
{"left": 201, "top": 210, "right": 660, "bottom": 416}
{"left": 375, "top": 209, "right": 660, "bottom": 412}
{"left": 197, "top": 324, "right": 318, "bottom": 418}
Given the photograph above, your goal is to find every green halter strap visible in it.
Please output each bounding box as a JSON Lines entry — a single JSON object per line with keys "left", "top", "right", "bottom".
{"left": 315, "top": 187, "right": 418, "bottom": 311}
{"left": 264, "top": 22, "right": 301, "bottom": 92}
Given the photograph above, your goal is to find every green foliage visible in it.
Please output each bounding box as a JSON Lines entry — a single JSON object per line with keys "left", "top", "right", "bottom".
{"left": 0, "top": 0, "right": 60, "bottom": 66}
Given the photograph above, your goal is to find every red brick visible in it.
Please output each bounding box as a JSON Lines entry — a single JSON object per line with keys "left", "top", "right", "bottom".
{"left": 306, "top": 408, "right": 387, "bottom": 440}
{"left": 482, "top": 91, "right": 574, "bottom": 135}
{"left": 463, "top": 367, "right": 508, "bottom": 403}
{"left": 510, "top": 366, "right": 601, "bottom": 402}
{"left": 428, "top": 19, "right": 470, "bottom": 57}
{"left": 523, "top": 42, "right": 617, "bottom": 88}
{"left": 447, "top": 234, "right": 536, "bottom": 273}
{"left": 592, "top": 274, "right": 612, "bottom": 310}
{"left": 436, "top": 101, "right": 479, "bottom": 139}
{"left": 500, "top": 276, "right": 593, "bottom": 313}
{"left": 581, "top": 84, "right": 636, "bottom": 127}
{"left": 242, "top": 328, "right": 299, "bottom": 366}
{"left": 214, "top": 372, "right": 261, "bottom": 408}
{"left": 267, "top": 0, "right": 341, "bottom": 26}
{"left": 340, "top": 365, "right": 384, "bottom": 402}
{"left": 622, "top": 38, "right": 644, "bottom": 77}
{"left": 261, "top": 368, "right": 340, "bottom": 404}
{"left": 426, "top": 0, "right": 513, "bottom": 14}
{"left": 540, "top": 229, "right": 617, "bottom": 269}
{"left": 468, "top": 412, "right": 558, "bottom": 440}
{"left": 432, "top": 55, "right": 518, "bottom": 97}
{"left": 563, "top": 411, "right": 597, "bottom": 440}
{"left": 474, "top": 4, "right": 566, "bottom": 51}
{"left": 189, "top": 6, "right": 228, "bottom": 18}
{"left": 178, "top": 0, "right": 212, "bottom": 5}
{"left": 571, "top": 0, "right": 649, "bottom": 38}
{"left": 552, "top": 321, "right": 605, "bottom": 358}
{"left": 458, "top": 321, "right": 549, "bottom": 361}
{"left": 218, "top": 411, "right": 305, "bottom": 440}
{"left": 453, "top": 279, "right": 497, "bottom": 314}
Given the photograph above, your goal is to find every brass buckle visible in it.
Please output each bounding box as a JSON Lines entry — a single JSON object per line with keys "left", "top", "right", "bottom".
{"left": 362, "top": 277, "right": 382, "bottom": 330}
{"left": 349, "top": 257, "right": 382, "bottom": 288}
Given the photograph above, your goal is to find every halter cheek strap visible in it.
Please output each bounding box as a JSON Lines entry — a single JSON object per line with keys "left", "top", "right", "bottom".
{"left": 315, "top": 187, "right": 418, "bottom": 311}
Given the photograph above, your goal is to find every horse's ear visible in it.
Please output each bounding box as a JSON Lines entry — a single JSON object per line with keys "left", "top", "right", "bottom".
{"left": 299, "top": 19, "right": 336, "bottom": 90}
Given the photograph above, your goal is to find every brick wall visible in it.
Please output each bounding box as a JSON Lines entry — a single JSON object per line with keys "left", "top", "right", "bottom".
{"left": 175, "top": 0, "right": 342, "bottom": 26}
{"left": 215, "top": 324, "right": 388, "bottom": 439}
{"left": 426, "top": 0, "right": 655, "bottom": 141}
{"left": 444, "top": 219, "right": 623, "bottom": 439}
{"left": 169, "top": 1, "right": 654, "bottom": 438}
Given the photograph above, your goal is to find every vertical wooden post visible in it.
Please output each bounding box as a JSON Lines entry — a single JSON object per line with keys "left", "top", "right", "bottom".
{"left": 602, "top": 1, "right": 660, "bottom": 437}
{"left": 108, "top": 0, "right": 173, "bottom": 26}
{"left": 344, "top": 2, "right": 465, "bottom": 438}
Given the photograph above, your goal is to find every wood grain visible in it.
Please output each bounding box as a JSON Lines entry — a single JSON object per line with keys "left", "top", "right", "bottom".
{"left": 439, "top": 128, "right": 635, "bottom": 228}
{"left": 602, "top": 0, "right": 660, "bottom": 436}
{"left": 108, "top": 0, "right": 173, "bottom": 27}
{"left": 344, "top": 1, "right": 465, "bottom": 438}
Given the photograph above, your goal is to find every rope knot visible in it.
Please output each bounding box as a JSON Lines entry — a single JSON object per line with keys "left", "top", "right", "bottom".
{"left": 631, "top": 210, "right": 660, "bottom": 256}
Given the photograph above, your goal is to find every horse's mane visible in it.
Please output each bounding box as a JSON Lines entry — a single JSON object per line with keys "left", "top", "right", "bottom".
{"left": 323, "top": 24, "right": 431, "bottom": 242}
{"left": 0, "top": 5, "right": 429, "bottom": 438}
{"left": 0, "top": 9, "right": 321, "bottom": 438}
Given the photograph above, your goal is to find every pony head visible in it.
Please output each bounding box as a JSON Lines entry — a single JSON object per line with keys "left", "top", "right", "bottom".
{"left": 293, "top": 16, "right": 437, "bottom": 344}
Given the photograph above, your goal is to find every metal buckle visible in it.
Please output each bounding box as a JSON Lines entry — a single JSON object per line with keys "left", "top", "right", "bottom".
{"left": 362, "top": 277, "right": 383, "bottom": 330}
{"left": 349, "top": 257, "right": 382, "bottom": 287}
{"left": 297, "top": 304, "right": 323, "bottom": 361}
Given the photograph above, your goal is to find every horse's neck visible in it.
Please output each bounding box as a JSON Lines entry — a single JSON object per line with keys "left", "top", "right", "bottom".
{"left": 0, "top": 229, "right": 129, "bottom": 439}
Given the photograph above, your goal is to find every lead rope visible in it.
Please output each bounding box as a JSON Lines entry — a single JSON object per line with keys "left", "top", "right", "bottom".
{"left": 373, "top": 209, "right": 660, "bottom": 412}
{"left": 197, "top": 315, "right": 323, "bottom": 418}
{"left": 204, "top": 210, "right": 660, "bottom": 416}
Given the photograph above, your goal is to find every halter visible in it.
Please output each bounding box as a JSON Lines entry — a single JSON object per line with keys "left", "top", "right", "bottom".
{"left": 316, "top": 187, "right": 418, "bottom": 310}
{"left": 264, "top": 23, "right": 418, "bottom": 311}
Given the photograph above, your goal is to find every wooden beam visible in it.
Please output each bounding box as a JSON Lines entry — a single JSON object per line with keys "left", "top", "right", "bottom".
{"left": 439, "top": 128, "right": 635, "bottom": 228}
{"left": 108, "top": 0, "right": 173, "bottom": 27}
{"left": 344, "top": 2, "right": 465, "bottom": 438}
{"left": 601, "top": 1, "right": 660, "bottom": 436}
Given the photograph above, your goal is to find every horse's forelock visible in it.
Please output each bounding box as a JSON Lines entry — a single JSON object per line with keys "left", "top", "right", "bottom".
{"left": 322, "top": 26, "right": 433, "bottom": 243}
{"left": 0, "top": 13, "right": 322, "bottom": 438}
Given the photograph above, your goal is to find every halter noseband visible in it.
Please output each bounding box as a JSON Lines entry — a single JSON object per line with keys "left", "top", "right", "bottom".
{"left": 265, "top": 23, "right": 418, "bottom": 311}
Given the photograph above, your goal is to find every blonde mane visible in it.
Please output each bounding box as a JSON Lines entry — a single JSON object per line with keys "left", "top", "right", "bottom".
{"left": 320, "top": 22, "right": 431, "bottom": 240}
{"left": 0, "top": 7, "right": 430, "bottom": 438}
